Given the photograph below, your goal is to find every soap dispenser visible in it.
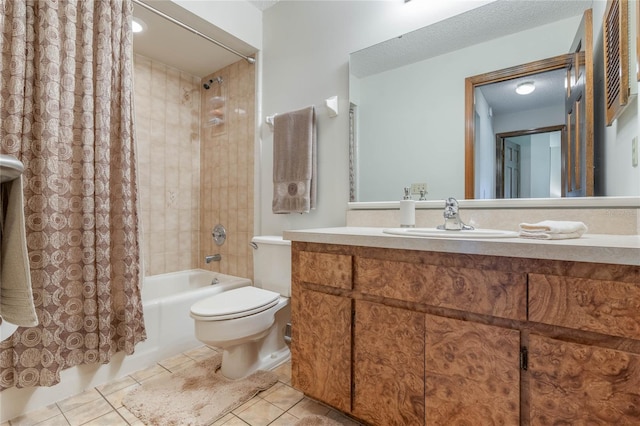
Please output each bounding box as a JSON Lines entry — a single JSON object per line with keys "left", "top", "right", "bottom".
{"left": 400, "top": 187, "right": 415, "bottom": 228}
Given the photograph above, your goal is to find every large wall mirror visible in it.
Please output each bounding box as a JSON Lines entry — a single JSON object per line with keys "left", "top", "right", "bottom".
{"left": 349, "top": 0, "right": 639, "bottom": 203}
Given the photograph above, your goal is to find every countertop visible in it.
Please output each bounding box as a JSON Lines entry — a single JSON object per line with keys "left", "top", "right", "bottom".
{"left": 283, "top": 227, "right": 640, "bottom": 266}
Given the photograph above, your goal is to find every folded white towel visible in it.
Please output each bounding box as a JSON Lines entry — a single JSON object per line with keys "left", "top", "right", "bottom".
{"left": 1, "top": 175, "right": 38, "bottom": 327}
{"left": 518, "top": 220, "right": 588, "bottom": 240}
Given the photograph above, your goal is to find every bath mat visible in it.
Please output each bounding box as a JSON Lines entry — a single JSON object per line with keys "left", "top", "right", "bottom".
{"left": 294, "top": 415, "right": 345, "bottom": 426}
{"left": 122, "top": 354, "right": 278, "bottom": 426}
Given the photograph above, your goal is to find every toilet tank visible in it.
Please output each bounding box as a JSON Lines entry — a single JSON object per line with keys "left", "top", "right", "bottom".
{"left": 252, "top": 236, "right": 291, "bottom": 297}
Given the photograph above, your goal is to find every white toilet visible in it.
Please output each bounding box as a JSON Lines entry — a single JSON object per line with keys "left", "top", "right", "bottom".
{"left": 190, "top": 236, "right": 291, "bottom": 379}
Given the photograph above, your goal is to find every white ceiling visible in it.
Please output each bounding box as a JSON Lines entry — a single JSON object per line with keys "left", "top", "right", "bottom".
{"left": 350, "top": 0, "right": 592, "bottom": 79}
{"left": 247, "top": 0, "right": 279, "bottom": 11}
{"left": 478, "top": 68, "right": 567, "bottom": 116}
{"left": 132, "top": 0, "right": 263, "bottom": 78}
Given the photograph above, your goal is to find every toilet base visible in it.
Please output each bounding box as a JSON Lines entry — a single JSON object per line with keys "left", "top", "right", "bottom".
{"left": 217, "top": 300, "right": 291, "bottom": 380}
{"left": 220, "top": 344, "right": 290, "bottom": 380}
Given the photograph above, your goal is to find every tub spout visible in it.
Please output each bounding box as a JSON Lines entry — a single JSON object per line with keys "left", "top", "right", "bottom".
{"left": 205, "top": 254, "right": 222, "bottom": 263}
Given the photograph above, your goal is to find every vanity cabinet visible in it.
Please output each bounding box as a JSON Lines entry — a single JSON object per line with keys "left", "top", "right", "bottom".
{"left": 353, "top": 300, "right": 425, "bottom": 425}
{"left": 291, "top": 287, "right": 351, "bottom": 413}
{"left": 529, "top": 334, "right": 640, "bottom": 425}
{"left": 290, "top": 241, "right": 640, "bottom": 425}
{"left": 527, "top": 272, "right": 640, "bottom": 425}
{"left": 291, "top": 249, "right": 353, "bottom": 413}
{"left": 425, "top": 315, "right": 521, "bottom": 425}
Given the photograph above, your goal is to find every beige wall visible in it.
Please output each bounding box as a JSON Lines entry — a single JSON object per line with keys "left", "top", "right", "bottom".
{"left": 134, "top": 54, "right": 201, "bottom": 276}
{"left": 200, "top": 60, "right": 256, "bottom": 279}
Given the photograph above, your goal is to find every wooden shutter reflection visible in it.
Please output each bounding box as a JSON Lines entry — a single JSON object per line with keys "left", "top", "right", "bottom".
{"left": 604, "top": 0, "right": 630, "bottom": 126}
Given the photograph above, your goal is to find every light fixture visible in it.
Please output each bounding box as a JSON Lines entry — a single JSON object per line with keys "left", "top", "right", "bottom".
{"left": 132, "top": 18, "right": 146, "bottom": 33}
{"left": 515, "top": 82, "right": 535, "bottom": 95}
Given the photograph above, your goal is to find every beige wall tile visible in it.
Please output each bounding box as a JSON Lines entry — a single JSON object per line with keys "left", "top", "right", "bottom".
{"left": 134, "top": 54, "right": 201, "bottom": 276}
{"left": 199, "top": 60, "right": 255, "bottom": 279}
{"left": 135, "top": 55, "right": 254, "bottom": 278}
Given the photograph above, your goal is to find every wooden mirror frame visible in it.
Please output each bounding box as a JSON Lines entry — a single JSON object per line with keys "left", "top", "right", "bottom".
{"left": 464, "top": 54, "right": 574, "bottom": 199}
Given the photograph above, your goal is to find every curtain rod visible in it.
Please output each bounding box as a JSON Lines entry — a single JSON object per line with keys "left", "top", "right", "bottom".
{"left": 132, "top": 0, "right": 256, "bottom": 64}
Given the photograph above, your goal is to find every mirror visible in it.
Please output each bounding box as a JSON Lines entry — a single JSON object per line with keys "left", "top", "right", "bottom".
{"left": 349, "top": 0, "right": 638, "bottom": 203}
{"left": 494, "top": 127, "right": 564, "bottom": 199}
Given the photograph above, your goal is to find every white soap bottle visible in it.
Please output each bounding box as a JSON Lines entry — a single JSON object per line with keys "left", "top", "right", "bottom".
{"left": 399, "top": 187, "right": 415, "bottom": 228}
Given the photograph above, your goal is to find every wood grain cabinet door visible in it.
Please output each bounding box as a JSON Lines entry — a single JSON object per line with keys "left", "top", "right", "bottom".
{"left": 425, "top": 315, "right": 521, "bottom": 425}
{"left": 353, "top": 300, "right": 426, "bottom": 426}
{"left": 291, "top": 288, "right": 352, "bottom": 413}
{"left": 529, "top": 334, "right": 640, "bottom": 425}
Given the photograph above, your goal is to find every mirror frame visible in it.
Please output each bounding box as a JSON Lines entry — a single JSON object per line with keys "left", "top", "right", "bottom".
{"left": 464, "top": 54, "right": 574, "bottom": 199}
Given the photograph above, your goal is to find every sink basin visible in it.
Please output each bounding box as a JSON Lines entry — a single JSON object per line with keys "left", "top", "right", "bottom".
{"left": 382, "top": 227, "right": 518, "bottom": 239}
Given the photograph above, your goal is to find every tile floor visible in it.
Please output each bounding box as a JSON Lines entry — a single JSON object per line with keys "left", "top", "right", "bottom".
{"left": 3, "top": 346, "right": 362, "bottom": 426}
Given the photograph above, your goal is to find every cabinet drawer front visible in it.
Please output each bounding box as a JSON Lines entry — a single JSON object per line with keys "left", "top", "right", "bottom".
{"left": 355, "top": 258, "right": 526, "bottom": 320}
{"left": 529, "top": 273, "right": 640, "bottom": 340}
{"left": 298, "top": 251, "right": 352, "bottom": 289}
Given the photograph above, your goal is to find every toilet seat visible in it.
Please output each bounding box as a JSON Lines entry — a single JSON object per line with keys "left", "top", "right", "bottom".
{"left": 190, "top": 286, "right": 280, "bottom": 321}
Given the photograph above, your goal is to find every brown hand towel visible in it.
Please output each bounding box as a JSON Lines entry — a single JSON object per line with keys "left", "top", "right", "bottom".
{"left": 272, "top": 106, "right": 317, "bottom": 214}
{"left": 1, "top": 175, "right": 38, "bottom": 327}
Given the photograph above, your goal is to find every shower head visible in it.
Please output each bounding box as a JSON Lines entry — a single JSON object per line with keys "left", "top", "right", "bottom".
{"left": 203, "top": 76, "right": 223, "bottom": 90}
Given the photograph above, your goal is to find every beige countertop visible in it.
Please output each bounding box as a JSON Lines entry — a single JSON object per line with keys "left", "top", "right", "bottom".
{"left": 283, "top": 227, "right": 640, "bottom": 266}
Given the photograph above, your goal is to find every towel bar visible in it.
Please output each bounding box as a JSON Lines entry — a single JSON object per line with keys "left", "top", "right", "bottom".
{"left": 266, "top": 96, "right": 338, "bottom": 131}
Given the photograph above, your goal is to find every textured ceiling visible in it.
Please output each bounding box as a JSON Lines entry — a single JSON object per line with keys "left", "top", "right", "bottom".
{"left": 247, "top": 0, "right": 280, "bottom": 11}
{"left": 350, "top": 0, "right": 592, "bottom": 78}
{"left": 478, "top": 68, "right": 567, "bottom": 116}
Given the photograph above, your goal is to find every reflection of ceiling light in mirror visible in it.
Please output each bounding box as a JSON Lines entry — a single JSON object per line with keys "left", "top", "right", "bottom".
{"left": 515, "top": 82, "right": 535, "bottom": 95}
{"left": 132, "top": 18, "right": 145, "bottom": 33}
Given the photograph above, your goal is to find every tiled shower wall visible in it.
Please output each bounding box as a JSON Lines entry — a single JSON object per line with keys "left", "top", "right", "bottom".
{"left": 134, "top": 54, "right": 201, "bottom": 276}
{"left": 133, "top": 55, "right": 255, "bottom": 278}
{"left": 200, "top": 60, "right": 256, "bottom": 279}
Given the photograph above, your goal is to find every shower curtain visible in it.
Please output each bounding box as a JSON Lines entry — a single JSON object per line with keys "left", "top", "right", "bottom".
{"left": 0, "top": 0, "right": 146, "bottom": 389}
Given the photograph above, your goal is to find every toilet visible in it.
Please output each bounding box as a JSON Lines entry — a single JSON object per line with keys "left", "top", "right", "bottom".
{"left": 190, "top": 236, "right": 291, "bottom": 379}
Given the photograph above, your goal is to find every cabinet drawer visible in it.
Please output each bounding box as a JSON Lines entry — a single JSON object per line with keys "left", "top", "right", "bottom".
{"left": 529, "top": 273, "right": 640, "bottom": 340}
{"left": 298, "top": 251, "right": 353, "bottom": 290}
{"left": 355, "top": 258, "right": 526, "bottom": 320}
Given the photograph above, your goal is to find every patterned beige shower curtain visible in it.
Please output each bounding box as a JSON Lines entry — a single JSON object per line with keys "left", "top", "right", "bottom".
{"left": 0, "top": 0, "right": 146, "bottom": 389}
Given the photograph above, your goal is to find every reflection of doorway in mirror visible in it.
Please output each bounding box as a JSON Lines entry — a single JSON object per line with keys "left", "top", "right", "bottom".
{"left": 504, "top": 140, "right": 521, "bottom": 198}
{"left": 496, "top": 128, "right": 564, "bottom": 199}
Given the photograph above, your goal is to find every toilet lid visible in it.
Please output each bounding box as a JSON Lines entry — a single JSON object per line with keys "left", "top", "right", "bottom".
{"left": 190, "top": 287, "right": 280, "bottom": 320}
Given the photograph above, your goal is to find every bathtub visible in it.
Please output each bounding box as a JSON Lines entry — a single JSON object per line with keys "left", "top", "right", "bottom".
{"left": 0, "top": 269, "right": 251, "bottom": 423}
{"left": 137, "top": 269, "right": 252, "bottom": 360}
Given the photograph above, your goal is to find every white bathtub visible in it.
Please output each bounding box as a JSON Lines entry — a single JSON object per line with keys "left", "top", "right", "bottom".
{"left": 137, "top": 269, "right": 252, "bottom": 360}
{"left": 1, "top": 269, "right": 251, "bottom": 423}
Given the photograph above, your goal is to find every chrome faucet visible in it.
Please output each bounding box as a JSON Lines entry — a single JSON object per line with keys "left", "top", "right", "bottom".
{"left": 436, "top": 197, "right": 474, "bottom": 231}
{"left": 205, "top": 254, "right": 222, "bottom": 263}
